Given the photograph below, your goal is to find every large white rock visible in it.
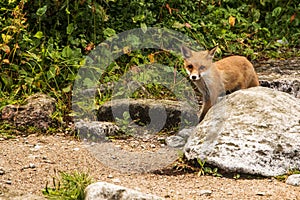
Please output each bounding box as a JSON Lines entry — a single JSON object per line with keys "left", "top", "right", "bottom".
{"left": 184, "top": 87, "right": 300, "bottom": 177}
{"left": 85, "top": 182, "right": 163, "bottom": 200}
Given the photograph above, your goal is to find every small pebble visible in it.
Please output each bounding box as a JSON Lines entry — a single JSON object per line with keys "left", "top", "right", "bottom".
{"left": 199, "top": 190, "right": 212, "bottom": 196}
{"left": 44, "top": 159, "right": 53, "bottom": 164}
{"left": 5, "top": 180, "right": 12, "bottom": 185}
{"left": 286, "top": 174, "right": 300, "bottom": 186}
{"left": 107, "top": 174, "right": 114, "bottom": 178}
{"left": 34, "top": 144, "right": 42, "bottom": 150}
{"left": 112, "top": 178, "right": 121, "bottom": 183}
{"left": 29, "top": 163, "right": 36, "bottom": 168}
{"left": 256, "top": 192, "right": 265, "bottom": 196}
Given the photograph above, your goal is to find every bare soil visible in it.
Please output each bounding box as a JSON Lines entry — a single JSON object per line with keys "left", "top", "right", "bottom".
{"left": 0, "top": 134, "right": 299, "bottom": 200}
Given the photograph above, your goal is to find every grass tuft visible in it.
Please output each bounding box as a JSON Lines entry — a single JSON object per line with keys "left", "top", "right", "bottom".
{"left": 42, "top": 171, "right": 93, "bottom": 200}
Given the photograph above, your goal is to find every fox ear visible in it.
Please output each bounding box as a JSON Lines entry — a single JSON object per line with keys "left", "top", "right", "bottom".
{"left": 181, "top": 46, "right": 192, "bottom": 59}
{"left": 208, "top": 45, "right": 218, "bottom": 58}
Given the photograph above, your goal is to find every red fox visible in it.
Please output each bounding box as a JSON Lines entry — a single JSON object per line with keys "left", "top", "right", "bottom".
{"left": 181, "top": 46, "right": 259, "bottom": 122}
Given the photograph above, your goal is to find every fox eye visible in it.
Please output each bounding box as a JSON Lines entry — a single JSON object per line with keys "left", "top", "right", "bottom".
{"left": 187, "top": 65, "right": 193, "bottom": 69}
{"left": 199, "top": 65, "right": 205, "bottom": 70}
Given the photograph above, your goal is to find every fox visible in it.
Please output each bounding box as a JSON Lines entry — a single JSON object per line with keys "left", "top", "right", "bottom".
{"left": 181, "top": 45, "right": 259, "bottom": 122}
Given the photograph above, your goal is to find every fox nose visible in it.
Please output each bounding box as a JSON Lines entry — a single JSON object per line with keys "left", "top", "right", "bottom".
{"left": 191, "top": 75, "right": 198, "bottom": 80}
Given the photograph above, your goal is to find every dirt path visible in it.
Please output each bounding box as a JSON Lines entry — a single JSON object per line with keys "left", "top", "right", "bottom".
{"left": 0, "top": 134, "right": 299, "bottom": 200}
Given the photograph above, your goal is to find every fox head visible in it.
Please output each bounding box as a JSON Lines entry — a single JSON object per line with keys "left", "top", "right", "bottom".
{"left": 181, "top": 46, "right": 218, "bottom": 81}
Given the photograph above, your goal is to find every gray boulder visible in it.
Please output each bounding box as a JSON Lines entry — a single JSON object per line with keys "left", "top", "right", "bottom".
{"left": 165, "top": 127, "right": 195, "bottom": 148}
{"left": 75, "top": 120, "right": 120, "bottom": 142}
{"left": 165, "top": 135, "right": 186, "bottom": 148}
{"left": 184, "top": 86, "right": 300, "bottom": 177}
{"left": 85, "top": 182, "right": 163, "bottom": 200}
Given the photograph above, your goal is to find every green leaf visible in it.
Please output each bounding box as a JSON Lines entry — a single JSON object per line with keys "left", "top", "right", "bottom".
{"left": 126, "top": 35, "right": 140, "bottom": 47}
{"left": 172, "top": 21, "right": 185, "bottom": 29}
{"left": 24, "top": 77, "right": 34, "bottom": 85}
{"left": 83, "top": 78, "right": 94, "bottom": 88}
{"left": 72, "top": 48, "right": 82, "bottom": 58}
{"left": 65, "top": 7, "right": 70, "bottom": 15}
{"left": 272, "top": 7, "right": 282, "bottom": 17}
{"left": 259, "top": 0, "right": 265, "bottom": 6}
{"left": 34, "top": 31, "right": 44, "bottom": 39}
{"left": 36, "top": 5, "right": 47, "bottom": 16}
{"left": 47, "top": 66, "right": 56, "bottom": 80}
{"left": 62, "top": 85, "right": 72, "bottom": 93}
{"left": 67, "top": 23, "right": 74, "bottom": 35}
{"left": 103, "top": 28, "right": 116, "bottom": 38}
{"left": 132, "top": 15, "right": 145, "bottom": 23}
{"left": 140, "top": 23, "right": 147, "bottom": 33}
{"left": 122, "top": 111, "right": 130, "bottom": 120}
{"left": 252, "top": 9, "right": 260, "bottom": 22}
{"left": 62, "top": 46, "right": 72, "bottom": 58}
{"left": 233, "top": 173, "right": 240, "bottom": 179}
{"left": 1, "top": 34, "right": 12, "bottom": 44}
{"left": 0, "top": 74, "right": 13, "bottom": 88}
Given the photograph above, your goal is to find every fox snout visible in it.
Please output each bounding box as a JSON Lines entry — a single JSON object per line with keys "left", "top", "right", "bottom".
{"left": 185, "top": 65, "right": 202, "bottom": 81}
{"left": 185, "top": 64, "right": 201, "bottom": 81}
{"left": 190, "top": 74, "right": 200, "bottom": 81}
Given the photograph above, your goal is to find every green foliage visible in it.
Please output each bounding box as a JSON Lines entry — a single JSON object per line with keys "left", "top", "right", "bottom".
{"left": 115, "top": 111, "right": 135, "bottom": 136}
{"left": 175, "top": 0, "right": 299, "bottom": 58}
{"left": 173, "top": 154, "right": 222, "bottom": 177}
{"left": 0, "top": 0, "right": 85, "bottom": 125}
{"left": 233, "top": 173, "right": 241, "bottom": 180}
{"left": 0, "top": 122, "right": 17, "bottom": 139}
{"left": 275, "top": 169, "right": 300, "bottom": 182}
{"left": 0, "top": 0, "right": 299, "bottom": 128}
{"left": 196, "top": 158, "right": 223, "bottom": 177}
{"left": 42, "top": 171, "right": 93, "bottom": 200}
{"left": 101, "top": 0, "right": 299, "bottom": 59}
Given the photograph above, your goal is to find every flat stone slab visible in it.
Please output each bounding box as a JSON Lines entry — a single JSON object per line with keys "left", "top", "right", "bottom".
{"left": 97, "top": 99, "right": 199, "bottom": 132}
{"left": 260, "top": 78, "right": 300, "bottom": 98}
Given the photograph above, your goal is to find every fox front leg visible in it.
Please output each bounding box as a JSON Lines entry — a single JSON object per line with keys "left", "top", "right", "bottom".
{"left": 199, "top": 100, "right": 212, "bottom": 122}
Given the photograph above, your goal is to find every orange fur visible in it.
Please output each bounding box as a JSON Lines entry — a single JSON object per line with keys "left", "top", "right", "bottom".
{"left": 181, "top": 46, "right": 259, "bottom": 122}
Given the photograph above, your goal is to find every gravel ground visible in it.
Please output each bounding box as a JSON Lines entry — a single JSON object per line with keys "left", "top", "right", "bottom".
{"left": 0, "top": 134, "right": 299, "bottom": 200}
